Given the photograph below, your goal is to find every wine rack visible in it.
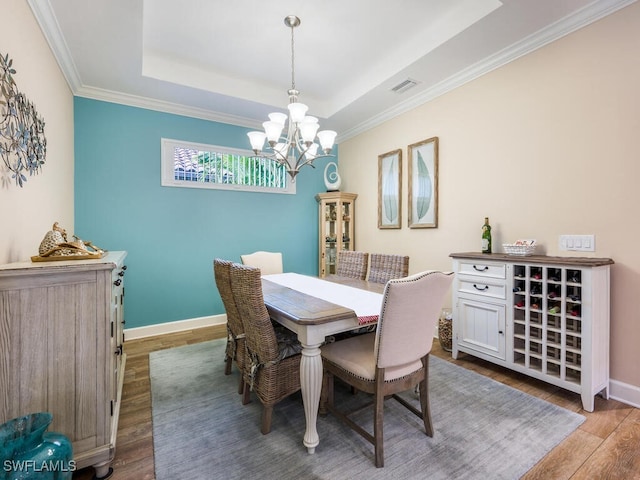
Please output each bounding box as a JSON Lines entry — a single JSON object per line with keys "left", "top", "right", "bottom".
{"left": 512, "top": 265, "right": 585, "bottom": 385}
{"left": 451, "top": 252, "right": 613, "bottom": 412}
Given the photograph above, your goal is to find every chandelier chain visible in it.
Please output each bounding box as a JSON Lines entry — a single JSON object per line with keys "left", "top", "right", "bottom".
{"left": 290, "top": 22, "right": 296, "bottom": 91}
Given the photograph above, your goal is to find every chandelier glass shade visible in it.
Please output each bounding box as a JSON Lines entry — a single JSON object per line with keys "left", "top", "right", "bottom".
{"left": 247, "top": 16, "right": 336, "bottom": 180}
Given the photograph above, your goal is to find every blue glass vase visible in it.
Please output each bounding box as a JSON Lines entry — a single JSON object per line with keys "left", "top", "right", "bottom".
{"left": 0, "top": 412, "right": 74, "bottom": 479}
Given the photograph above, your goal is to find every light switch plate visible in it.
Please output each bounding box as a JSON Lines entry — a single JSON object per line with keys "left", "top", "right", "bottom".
{"left": 559, "top": 235, "right": 595, "bottom": 252}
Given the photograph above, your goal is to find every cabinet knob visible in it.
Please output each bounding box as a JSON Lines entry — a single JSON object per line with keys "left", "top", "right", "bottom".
{"left": 473, "top": 265, "right": 489, "bottom": 272}
{"left": 114, "top": 279, "right": 122, "bottom": 286}
{"left": 499, "top": 330, "right": 504, "bottom": 335}
{"left": 473, "top": 284, "right": 489, "bottom": 291}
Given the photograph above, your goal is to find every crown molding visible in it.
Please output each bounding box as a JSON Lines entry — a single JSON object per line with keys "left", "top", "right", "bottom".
{"left": 27, "top": 0, "right": 82, "bottom": 91}
{"left": 74, "top": 85, "right": 262, "bottom": 129}
{"left": 28, "top": 0, "right": 260, "bottom": 129}
{"left": 338, "top": 0, "right": 637, "bottom": 142}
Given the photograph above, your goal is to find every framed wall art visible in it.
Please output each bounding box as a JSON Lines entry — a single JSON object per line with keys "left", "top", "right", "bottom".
{"left": 408, "top": 136, "right": 438, "bottom": 228}
{"left": 378, "top": 149, "right": 402, "bottom": 229}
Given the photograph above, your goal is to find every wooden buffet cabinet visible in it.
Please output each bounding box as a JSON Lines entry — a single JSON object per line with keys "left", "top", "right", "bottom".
{"left": 450, "top": 252, "right": 613, "bottom": 412}
{"left": 0, "top": 251, "right": 127, "bottom": 478}
{"left": 316, "top": 192, "right": 357, "bottom": 277}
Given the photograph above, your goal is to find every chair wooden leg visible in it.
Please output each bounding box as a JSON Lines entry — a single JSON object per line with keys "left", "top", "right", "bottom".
{"left": 224, "top": 354, "right": 232, "bottom": 375}
{"left": 237, "top": 375, "right": 245, "bottom": 395}
{"left": 241, "top": 381, "right": 251, "bottom": 405}
{"left": 374, "top": 373, "right": 385, "bottom": 468}
{"left": 261, "top": 405, "right": 273, "bottom": 434}
{"left": 419, "top": 357, "right": 433, "bottom": 437}
{"left": 320, "top": 370, "right": 333, "bottom": 415}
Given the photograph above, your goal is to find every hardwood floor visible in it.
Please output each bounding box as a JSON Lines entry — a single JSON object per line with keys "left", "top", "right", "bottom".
{"left": 73, "top": 325, "right": 639, "bottom": 479}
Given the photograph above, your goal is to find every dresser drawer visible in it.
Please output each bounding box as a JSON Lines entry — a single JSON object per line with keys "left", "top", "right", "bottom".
{"left": 458, "top": 278, "right": 506, "bottom": 300}
{"left": 457, "top": 261, "right": 506, "bottom": 279}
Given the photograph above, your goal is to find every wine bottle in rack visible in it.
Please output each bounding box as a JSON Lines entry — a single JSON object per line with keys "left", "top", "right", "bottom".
{"left": 481, "top": 217, "right": 492, "bottom": 253}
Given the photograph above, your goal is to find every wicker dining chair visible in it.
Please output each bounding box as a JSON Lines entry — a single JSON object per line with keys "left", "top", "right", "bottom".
{"left": 321, "top": 270, "right": 454, "bottom": 467}
{"left": 229, "top": 263, "right": 302, "bottom": 434}
{"left": 240, "top": 251, "right": 283, "bottom": 275}
{"left": 367, "top": 253, "right": 410, "bottom": 284}
{"left": 336, "top": 250, "right": 369, "bottom": 280}
{"left": 213, "top": 258, "right": 247, "bottom": 397}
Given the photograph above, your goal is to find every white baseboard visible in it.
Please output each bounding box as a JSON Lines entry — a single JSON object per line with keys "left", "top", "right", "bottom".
{"left": 124, "top": 314, "right": 226, "bottom": 341}
{"left": 609, "top": 379, "right": 640, "bottom": 409}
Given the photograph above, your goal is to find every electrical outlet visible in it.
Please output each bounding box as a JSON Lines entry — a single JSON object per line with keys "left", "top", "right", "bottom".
{"left": 559, "top": 235, "right": 595, "bottom": 252}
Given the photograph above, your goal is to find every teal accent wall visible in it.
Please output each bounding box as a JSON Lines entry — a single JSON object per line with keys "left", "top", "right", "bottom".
{"left": 74, "top": 98, "right": 334, "bottom": 328}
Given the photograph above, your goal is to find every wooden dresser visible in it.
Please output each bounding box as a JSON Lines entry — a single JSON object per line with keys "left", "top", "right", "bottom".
{"left": 0, "top": 251, "right": 127, "bottom": 478}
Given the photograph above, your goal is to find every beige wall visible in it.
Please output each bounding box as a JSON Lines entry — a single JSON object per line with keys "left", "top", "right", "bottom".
{"left": 1, "top": 0, "right": 74, "bottom": 264}
{"left": 340, "top": 3, "right": 640, "bottom": 391}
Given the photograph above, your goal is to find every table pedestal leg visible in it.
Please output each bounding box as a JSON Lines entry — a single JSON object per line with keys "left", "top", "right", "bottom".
{"left": 300, "top": 342, "right": 322, "bottom": 453}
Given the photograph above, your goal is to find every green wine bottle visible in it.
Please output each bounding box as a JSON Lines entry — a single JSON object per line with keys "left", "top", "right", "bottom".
{"left": 482, "top": 217, "right": 492, "bottom": 253}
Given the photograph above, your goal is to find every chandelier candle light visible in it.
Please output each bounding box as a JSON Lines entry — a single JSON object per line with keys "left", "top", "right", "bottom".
{"left": 247, "top": 15, "right": 337, "bottom": 180}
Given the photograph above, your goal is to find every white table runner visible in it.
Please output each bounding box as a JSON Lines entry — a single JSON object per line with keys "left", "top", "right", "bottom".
{"left": 263, "top": 273, "right": 382, "bottom": 324}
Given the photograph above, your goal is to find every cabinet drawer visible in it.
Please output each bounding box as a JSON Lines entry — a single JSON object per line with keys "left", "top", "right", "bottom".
{"left": 457, "top": 261, "right": 506, "bottom": 279}
{"left": 458, "top": 278, "right": 506, "bottom": 299}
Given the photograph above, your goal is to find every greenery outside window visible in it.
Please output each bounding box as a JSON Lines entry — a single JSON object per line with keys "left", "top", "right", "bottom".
{"left": 161, "top": 138, "right": 295, "bottom": 194}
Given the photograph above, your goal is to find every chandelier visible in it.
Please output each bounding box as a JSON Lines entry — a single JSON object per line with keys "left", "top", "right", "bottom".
{"left": 247, "top": 15, "right": 337, "bottom": 180}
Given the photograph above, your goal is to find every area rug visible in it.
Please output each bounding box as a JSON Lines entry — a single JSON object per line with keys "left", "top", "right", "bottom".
{"left": 150, "top": 339, "right": 584, "bottom": 480}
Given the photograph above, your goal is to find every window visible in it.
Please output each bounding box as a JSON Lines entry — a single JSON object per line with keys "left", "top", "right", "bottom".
{"left": 161, "top": 138, "right": 295, "bottom": 194}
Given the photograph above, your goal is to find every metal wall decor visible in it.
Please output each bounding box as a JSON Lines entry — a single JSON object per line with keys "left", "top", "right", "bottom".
{"left": 1, "top": 52, "right": 47, "bottom": 187}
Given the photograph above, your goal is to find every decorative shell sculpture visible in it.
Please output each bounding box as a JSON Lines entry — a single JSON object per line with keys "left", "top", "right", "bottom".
{"left": 323, "top": 162, "right": 341, "bottom": 191}
{"left": 38, "top": 222, "right": 68, "bottom": 255}
{"left": 37, "top": 222, "right": 104, "bottom": 258}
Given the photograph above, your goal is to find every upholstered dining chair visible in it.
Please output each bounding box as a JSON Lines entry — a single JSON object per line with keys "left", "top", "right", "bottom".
{"left": 336, "top": 250, "right": 369, "bottom": 280}
{"left": 240, "top": 251, "right": 283, "bottom": 275}
{"left": 367, "top": 253, "right": 409, "bottom": 284}
{"left": 213, "top": 258, "right": 248, "bottom": 397}
{"left": 229, "top": 263, "right": 302, "bottom": 434}
{"left": 321, "top": 270, "right": 454, "bottom": 467}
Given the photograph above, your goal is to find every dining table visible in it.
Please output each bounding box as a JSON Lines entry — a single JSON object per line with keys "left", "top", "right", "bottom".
{"left": 261, "top": 272, "right": 384, "bottom": 454}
